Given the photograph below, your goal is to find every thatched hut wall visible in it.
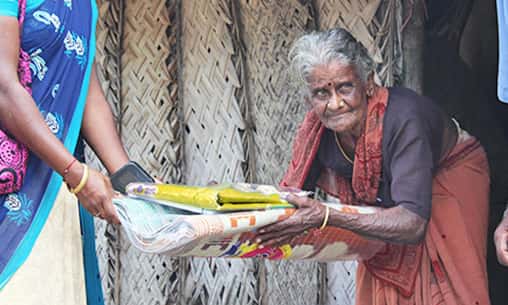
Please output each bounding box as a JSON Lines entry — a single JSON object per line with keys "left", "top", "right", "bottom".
{"left": 90, "top": 1, "right": 408, "bottom": 304}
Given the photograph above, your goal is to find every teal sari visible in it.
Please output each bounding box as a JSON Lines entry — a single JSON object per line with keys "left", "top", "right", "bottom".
{"left": 0, "top": 0, "right": 98, "bottom": 293}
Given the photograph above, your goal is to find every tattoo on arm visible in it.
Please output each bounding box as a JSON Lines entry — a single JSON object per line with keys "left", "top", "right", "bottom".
{"left": 328, "top": 205, "right": 427, "bottom": 244}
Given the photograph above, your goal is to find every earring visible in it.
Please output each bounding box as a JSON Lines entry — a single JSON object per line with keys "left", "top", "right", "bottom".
{"left": 339, "top": 100, "right": 346, "bottom": 108}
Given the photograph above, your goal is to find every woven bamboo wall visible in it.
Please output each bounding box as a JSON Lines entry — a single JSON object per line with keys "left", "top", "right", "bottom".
{"left": 238, "top": 0, "right": 314, "bottom": 185}
{"left": 93, "top": 1, "right": 182, "bottom": 305}
{"left": 181, "top": 0, "right": 246, "bottom": 185}
{"left": 91, "top": 0, "right": 406, "bottom": 305}
{"left": 235, "top": 2, "right": 323, "bottom": 305}
{"left": 118, "top": 1, "right": 182, "bottom": 303}
{"left": 180, "top": 1, "right": 259, "bottom": 305}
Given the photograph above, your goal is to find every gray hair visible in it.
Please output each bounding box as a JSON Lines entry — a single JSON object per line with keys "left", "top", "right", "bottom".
{"left": 288, "top": 28, "right": 375, "bottom": 95}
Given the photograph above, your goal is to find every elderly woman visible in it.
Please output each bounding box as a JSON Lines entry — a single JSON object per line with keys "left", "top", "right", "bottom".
{"left": 257, "top": 28, "right": 491, "bottom": 304}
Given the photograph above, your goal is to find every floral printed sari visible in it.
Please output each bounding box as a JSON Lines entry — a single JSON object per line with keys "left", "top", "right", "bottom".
{"left": 0, "top": 0, "right": 98, "bottom": 289}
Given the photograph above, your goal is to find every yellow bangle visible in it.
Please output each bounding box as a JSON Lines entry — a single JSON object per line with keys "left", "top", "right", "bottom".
{"left": 320, "top": 206, "right": 330, "bottom": 230}
{"left": 70, "top": 164, "right": 89, "bottom": 194}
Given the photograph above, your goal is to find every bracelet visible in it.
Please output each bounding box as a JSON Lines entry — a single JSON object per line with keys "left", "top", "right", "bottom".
{"left": 319, "top": 206, "right": 330, "bottom": 230}
{"left": 70, "top": 164, "right": 89, "bottom": 194}
{"left": 63, "top": 159, "right": 78, "bottom": 177}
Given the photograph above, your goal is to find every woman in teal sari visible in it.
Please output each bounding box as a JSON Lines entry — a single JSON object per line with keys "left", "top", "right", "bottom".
{"left": 0, "top": 0, "right": 130, "bottom": 303}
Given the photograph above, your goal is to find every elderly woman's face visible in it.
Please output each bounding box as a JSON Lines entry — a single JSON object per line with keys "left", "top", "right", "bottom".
{"left": 307, "top": 60, "right": 370, "bottom": 135}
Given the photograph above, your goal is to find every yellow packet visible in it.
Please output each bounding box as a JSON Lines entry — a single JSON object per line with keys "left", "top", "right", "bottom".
{"left": 126, "top": 183, "right": 293, "bottom": 211}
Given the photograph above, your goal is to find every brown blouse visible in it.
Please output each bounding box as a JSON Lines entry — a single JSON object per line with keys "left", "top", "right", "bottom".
{"left": 303, "top": 87, "right": 458, "bottom": 219}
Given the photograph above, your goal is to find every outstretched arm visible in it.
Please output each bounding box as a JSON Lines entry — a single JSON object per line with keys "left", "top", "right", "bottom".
{"left": 73, "top": 64, "right": 130, "bottom": 223}
{"left": 81, "top": 65, "right": 129, "bottom": 174}
{"left": 256, "top": 195, "right": 427, "bottom": 247}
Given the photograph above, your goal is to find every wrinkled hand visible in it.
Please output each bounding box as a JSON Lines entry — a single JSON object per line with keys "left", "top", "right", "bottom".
{"left": 255, "top": 194, "right": 327, "bottom": 248}
{"left": 69, "top": 165, "right": 119, "bottom": 224}
{"left": 494, "top": 216, "right": 508, "bottom": 266}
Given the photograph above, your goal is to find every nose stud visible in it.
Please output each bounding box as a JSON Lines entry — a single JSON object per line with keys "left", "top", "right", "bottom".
{"left": 339, "top": 100, "right": 346, "bottom": 108}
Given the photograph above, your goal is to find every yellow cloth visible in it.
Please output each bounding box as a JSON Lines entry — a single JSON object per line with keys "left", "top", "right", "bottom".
{"left": 0, "top": 185, "right": 86, "bottom": 305}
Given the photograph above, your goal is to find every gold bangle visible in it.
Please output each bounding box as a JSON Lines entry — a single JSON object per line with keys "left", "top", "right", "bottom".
{"left": 320, "top": 206, "right": 330, "bottom": 230}
{"left": 70, "top": 164, "right": 89, "bottom": 194}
